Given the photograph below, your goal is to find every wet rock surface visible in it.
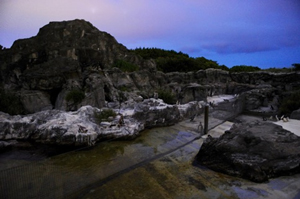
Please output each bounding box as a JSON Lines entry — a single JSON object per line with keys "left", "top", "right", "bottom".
{"left": 195, "top": 121, "right": 300, "bottom": 182}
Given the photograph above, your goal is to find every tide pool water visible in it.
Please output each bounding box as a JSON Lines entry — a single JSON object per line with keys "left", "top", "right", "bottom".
{"left": 1, "top": 116, "right": 300, "bottom": 199}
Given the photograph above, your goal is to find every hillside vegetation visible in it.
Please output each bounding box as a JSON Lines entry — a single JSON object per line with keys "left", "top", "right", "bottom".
{"left": 132, "top": 48, "right": 300, "bottom": 73}
{"left": 131, "top": 47, "right": 229, "bottom": 73}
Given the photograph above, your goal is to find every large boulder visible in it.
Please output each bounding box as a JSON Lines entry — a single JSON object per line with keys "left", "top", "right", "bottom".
{"left": 290, "top": 109, "right": 300, "bottom": 120}
{"left": 195, "top": 121, "right": 300, "bottom": 182}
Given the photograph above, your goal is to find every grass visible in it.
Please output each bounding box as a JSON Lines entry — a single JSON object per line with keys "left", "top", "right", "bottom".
{"left": 65, "top": 89, "right": 85, "bottom": 104}
{"left": 157, "top": 89, "right": 176, "bottom": 104}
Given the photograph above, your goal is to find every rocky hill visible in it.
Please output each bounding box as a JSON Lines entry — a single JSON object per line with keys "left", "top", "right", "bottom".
{"left": 0, "top": 19, "right": 300, "bottom": 116}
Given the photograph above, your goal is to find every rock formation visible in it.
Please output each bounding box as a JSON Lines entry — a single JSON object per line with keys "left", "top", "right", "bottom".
{"left": 0, "top": 19, "right": 155, "bottom": 113}
{"left": 0, "top": 98, "right": 200, "bottom": 148}
{"left": 1, "top": 19, "right": 300, "bottom": 115}
{"left": 195, "top": 121, "right": 300, "bottom": 182}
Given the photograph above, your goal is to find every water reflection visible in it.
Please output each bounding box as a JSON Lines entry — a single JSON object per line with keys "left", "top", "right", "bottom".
{"left": 0, "top": 124, "right": 199, "bottom": 199}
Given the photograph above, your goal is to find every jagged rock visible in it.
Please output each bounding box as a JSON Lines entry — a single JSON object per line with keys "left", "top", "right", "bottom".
{"left": 0, "top": 98, "right": 198, "bottom": 147}
{"left": 177, "top": 101, "right": 205, "bottom": 119}
{"left": 0, "top": 19, "right": 153, "bottom": 113}
{"left": 195, "top": 121, "right": 300, "bottom": 182}
{"left": 133, "top": 98, "right": 181, "bottom": 128}
{"left": 210, "top": 95, "right": 245, "bottom": 120}
{"left": 243, "top": 87, "right": 276, "bottom": 112}
{"left": 230, "top": 71, "right": 300, "bottom": 86}
{"left": 0, "top": 106, "right": 144, "bottom": 146}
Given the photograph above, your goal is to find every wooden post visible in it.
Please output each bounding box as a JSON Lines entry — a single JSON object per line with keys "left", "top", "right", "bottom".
{"left": 204, "top": 105, "right": 209, "bottom": 134}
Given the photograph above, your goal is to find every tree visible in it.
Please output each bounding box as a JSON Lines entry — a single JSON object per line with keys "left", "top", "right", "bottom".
{"left": 292, "top": 63, "right": 300, "bottom": 71}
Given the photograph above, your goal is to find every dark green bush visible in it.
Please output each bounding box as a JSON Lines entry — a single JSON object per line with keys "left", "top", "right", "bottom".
{"left": 279, "top": 91, "right": 300, "bottom": 115}
{"left": 292, "top": 63, "right": 300, "bottom": 71}
{"left": 229, "top": 65, "right": 261, "bottom": 72}
{"left": 113, "top": 60, "right": 139, "bottom": 72}
{"left": 94, "top": 109, "right": 116, "bottom": 123}
{"left": 157, "top": 89, "right": 176, "bottom": 104}
{"left": 65, "top": 89, "right": 85, "bottom": 104}
{"left": 263, "top": 67, "right": 292, "bottom": 73}
{"left": 0, "top": 89, "right": 24, "bottom": 115}
{"left": 131, "top": 47, "right": 226, "bottom": 73}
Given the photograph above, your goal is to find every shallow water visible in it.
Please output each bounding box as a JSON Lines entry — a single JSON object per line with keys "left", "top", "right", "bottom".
{"left": 1, "top": 116, "right": 300, "bottom": 199}
{"left": 0, "top": 123, "right": 200, "bottom": 199}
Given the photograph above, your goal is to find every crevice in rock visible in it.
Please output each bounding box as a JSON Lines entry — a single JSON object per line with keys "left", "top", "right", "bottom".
{"left": 104, "top": 85, "right": 112, "bottom": 102}
{"left": 48, "top": 88, "right": 62, "bottom": 107}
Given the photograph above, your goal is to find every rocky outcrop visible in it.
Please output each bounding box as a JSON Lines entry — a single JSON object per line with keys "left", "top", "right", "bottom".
{"left": 0, "top": 105, "right": 144, "bottom": 147}
{"left": 1, "top": 19, "right": 300, "bottom": 116}
{"left": 195, "top": 121, "right": 300, "bottom": 182}
{"left": 291, "top": 109, "right": 300, "bottom": 120}
{"left": 0, "top": 19, "right": 155, "bottom": 113}
{"left": 0, "top": 98, "right": 201, "bottom": 148}
{"left": 133, "top": 98, "right": 181, "bottom": 128}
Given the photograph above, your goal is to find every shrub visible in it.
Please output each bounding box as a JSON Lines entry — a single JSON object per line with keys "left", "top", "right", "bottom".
{"left": 65, "top": 89, "right": 85, "bottom": 104}
{"left": 292, "top": 63, "right": 300, "bottom": 71}
{"left": 94, "top": 109, "right": 116, "bottom": 123}
{"left": 113, "top": 60, "right": 139, "bottom": 72}
{"left": 157, "top": 89, "right": 176, "bottom": 104}
{"left": 279, "top": 91, "right": 300, "bottom": 115}
{"left": 230, "top": 65, "right": 261, "bottom": 72}
{"left": 131, "top": 47, "right": 227, "bottom": 72}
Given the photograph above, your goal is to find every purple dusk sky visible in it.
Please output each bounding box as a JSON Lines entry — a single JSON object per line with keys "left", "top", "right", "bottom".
{"left": 0, "top": 0, "right": 299, "bottom": 69}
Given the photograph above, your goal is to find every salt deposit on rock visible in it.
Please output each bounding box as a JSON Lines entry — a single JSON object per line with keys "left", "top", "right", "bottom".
{"left": 0, "top": 98, "right": 201, "bottom": 147}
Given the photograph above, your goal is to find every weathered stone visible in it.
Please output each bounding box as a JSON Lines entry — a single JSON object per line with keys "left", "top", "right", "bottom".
{"left": 0, "top": 19, "right": 154, "bottom": 113}
{"left": 195, "top": 121, "right": 300, "bottom": 182}
{"left": 243, "top": 87, "right": 276, "bottom": 112}
{"left": 133, "top": 98, "right": 181, "bottom": 128}
{"left": 20, "top": 90, "right": 53, "bottom": 113}
{"left": 291, "top": 109, "right": 300, "bottom": 120}
{"left": 0, "top": 98, "right": 195, "bottom": 147}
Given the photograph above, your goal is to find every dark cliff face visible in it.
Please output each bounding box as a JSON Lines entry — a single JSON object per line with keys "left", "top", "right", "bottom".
{"left": 9, "top": 19, "right": 129, "bottom": 68}
{"left": 0, "top": 19, "right": 300, "bottom": 115}
{"left": 0, "top": 19, "right": 156, "bottom": 114}
{"left": 1, "top": 19, "right": 153, "bottom": 86}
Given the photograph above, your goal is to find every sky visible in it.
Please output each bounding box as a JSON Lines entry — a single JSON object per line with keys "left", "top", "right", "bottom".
{"left": 0, "top": 0, "right": 300, "bottom": 69}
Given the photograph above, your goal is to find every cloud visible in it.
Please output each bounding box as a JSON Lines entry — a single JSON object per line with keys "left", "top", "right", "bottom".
{"left": 0, "top": 0, "right": 299, "bottom": 68}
